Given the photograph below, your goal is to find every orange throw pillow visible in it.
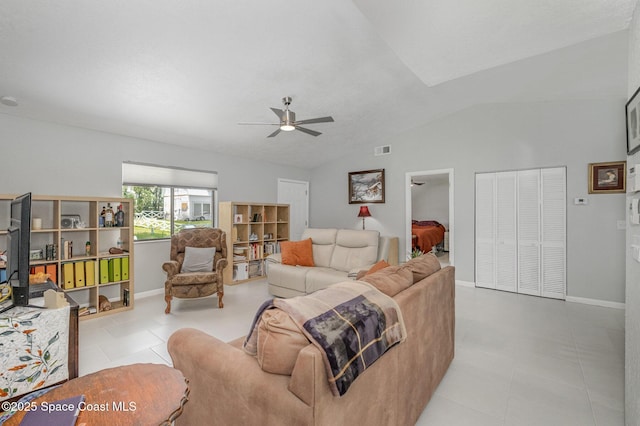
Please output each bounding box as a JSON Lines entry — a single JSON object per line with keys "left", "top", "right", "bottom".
{"left": 280, "top": 238, "right": 315, "bottom": 266}
{"left": 366, "top": 260, "right": 390, "bottom": 275}
{"left": 355, "top": 259, "right": 390, "bottom": 280}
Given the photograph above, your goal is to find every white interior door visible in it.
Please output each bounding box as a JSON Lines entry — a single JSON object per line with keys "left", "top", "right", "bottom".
{"left": 541, "top": 167, "right": 566, "bottom": 299}
{"left": 277, "top": 179, "right": 309, "bottom": 241}
{"left": 475, "top": 173, "right": 496, "bottom": 289}
{"left": 496, "top": 171, "right": 517, "bottom": 292}
{"left": 475, "top": 167, "right": 566, "bottom": 299}
{"left": 517, "top": 169, "right": 541, "bottom": 296}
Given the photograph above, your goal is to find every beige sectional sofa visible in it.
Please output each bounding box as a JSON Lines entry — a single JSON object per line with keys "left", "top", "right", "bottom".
{"left": 266, "top": 228, "right": 398, "bottom": 297}
{"left": 168, "top": 254, "right": 455, "bottom": 426}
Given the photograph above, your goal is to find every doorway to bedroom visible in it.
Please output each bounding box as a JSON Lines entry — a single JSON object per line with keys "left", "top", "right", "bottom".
{"left": 405, "top": 169, "right": 454, "bottom": 267}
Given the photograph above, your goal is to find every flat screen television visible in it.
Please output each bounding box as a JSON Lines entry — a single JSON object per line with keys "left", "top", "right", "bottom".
{"left": 6, "top": 192, "right": 32, "bottom": 307}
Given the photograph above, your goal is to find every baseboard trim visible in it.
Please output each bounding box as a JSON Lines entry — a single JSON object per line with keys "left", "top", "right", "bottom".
{"left": 134, "top": 283, "right": 625, "bottom": 310}
{"left": 566, "top": 296, "right": 625, "bottom": 310}
{"left": 454, "top": 282, "right": 625, "bottom": 309}
{"left": 136, "top": 288, "right": 165, "bottom": 299}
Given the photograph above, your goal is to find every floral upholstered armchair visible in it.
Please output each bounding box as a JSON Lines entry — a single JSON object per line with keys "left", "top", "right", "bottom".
{"left": 162, "top": 228, "right": 228, "bottom": 314}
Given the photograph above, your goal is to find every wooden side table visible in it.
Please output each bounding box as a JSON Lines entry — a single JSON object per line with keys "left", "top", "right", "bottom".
{"left": 4, "top": 363, "right": 189, "bottom": 425}
{"left": 64, "top": 292, "right": 79, "bottom": 379}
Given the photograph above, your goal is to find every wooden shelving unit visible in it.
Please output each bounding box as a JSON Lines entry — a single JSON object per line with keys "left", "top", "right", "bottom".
{"left": 219, "top": 201, "right": 289, "bottom": 284}
{"left": 0, "top": 194, "right": 134, "bottom": 320}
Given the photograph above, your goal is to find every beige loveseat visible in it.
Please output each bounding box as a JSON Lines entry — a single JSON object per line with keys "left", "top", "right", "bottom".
{"left": 168, "top": 254, "right": 455, "bottom": 426}
{"left": 266, "top": 228, "right": 398, "bottom": 298}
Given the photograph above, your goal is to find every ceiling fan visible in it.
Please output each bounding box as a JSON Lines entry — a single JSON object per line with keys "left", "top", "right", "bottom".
{"left": 239, "top": 97, "right": 334, "bottom": 138}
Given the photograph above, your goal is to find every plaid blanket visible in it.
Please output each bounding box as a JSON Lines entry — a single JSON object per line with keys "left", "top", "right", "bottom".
{"left": 244, "top": 281, "right": 406, "bottom": 396}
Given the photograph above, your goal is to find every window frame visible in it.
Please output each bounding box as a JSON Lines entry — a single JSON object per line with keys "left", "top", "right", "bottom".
{"left": 123, "top": 185, "right": 217, "bottom": 242}
{"left": 122, "top": 162, "right": 218, "bottom": 242}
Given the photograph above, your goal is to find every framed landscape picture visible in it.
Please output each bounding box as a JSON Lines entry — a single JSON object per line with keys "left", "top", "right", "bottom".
{"left": 348, "top": 169, "right": 385, "bottom": 204}
{"left": 626, "top": 86, "right": 640, "bottom": 155}
{"left": 588, "top": 161, "right": 626, "bottom": 194}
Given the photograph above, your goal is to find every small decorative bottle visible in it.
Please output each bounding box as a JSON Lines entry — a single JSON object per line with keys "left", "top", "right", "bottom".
{"left": 115, "top": 204, "right": 125, "bottom": 227}
{"left": 85, "top": 241, "right": 91, "bottom": 256}
{"left": 100, "top": 206, "right": 106, "bottom": 227}
{"left": 105, "top": 203, "right": 114, "bottom": 227}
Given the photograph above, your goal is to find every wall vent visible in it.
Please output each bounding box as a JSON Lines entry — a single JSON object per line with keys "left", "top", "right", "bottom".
{"left": 374, "top": 145, "right": 391, "bottom": 156}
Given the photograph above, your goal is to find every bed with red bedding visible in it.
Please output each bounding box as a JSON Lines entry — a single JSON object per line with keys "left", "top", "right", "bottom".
{"left": 411, "top": 220, "right": 446, "bottom": 252}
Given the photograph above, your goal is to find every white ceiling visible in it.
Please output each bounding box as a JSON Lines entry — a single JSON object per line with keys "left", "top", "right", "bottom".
{"left": 0, "top": 0, "right": 636, "bottom": 169}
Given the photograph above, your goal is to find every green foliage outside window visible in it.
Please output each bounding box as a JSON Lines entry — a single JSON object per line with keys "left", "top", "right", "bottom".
{"left": 123, "top": 186, "right": 214, "bottom": 241}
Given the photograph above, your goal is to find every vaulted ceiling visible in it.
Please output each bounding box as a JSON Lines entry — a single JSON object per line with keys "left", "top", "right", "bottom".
{"left": 0, "top": 0, "right": 635, "bottom": 168}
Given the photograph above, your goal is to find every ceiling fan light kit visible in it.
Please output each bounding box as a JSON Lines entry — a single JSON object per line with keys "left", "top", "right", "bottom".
{"left": 279, "top": 100, "right": 296, "bottom": 131}
{"left": 239, "top": 96, "right": 334, "bottom": 138}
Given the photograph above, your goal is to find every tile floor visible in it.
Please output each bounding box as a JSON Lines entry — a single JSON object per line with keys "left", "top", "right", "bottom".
{"left": 79, "top": 280, "right": 625, "bottom": 426}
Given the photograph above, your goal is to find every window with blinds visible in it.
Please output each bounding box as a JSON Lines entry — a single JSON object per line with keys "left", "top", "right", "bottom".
{"left": 121, "top": 162, "right": 218, "bottom": 241}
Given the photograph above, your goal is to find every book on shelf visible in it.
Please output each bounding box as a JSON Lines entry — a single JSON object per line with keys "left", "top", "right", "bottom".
{"left": 248, "top": 260, "right": 263, "bottom": 278}
{"left": 99, "top": 259, "right": 109, "bottom": 283}
{"left": 62, "top": 263, "right": 74, "bottom": 289}
{"left": 45, "top": 243, "right": 57, "bottom": 261}
{"left": 263, "top": 242, "right": 280, "bottom": 255}
{"left": 45, "top": 264, "right": 57, "bottom": 284}
{"left": 85, "top": 260, "right": 96, "bottom": 286}
{"left": 60, "top": 239, "right": 73, "bottom": 260}
{"left": 108, "top": 258, "right": 122, "bottom": 282}
{"left": 249, "top": 243, "right": 263, "bottom": 260}
{"left": 233, "top": 263, "right": 248, "bottom": 281}
{"left": 30, "top": 265, "right": 46, "bottom": 275}
{"left": 79, "top": 306, "right": 98, "bottom": 316}
{"left": 74, "top": 262, "right": 85, "bottom": 287}
{"left": 121, "top": 256, "right": 129, "bottom": 280}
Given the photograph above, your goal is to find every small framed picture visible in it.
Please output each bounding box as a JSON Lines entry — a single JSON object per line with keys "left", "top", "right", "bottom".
{"left": 588, "top": 161, "right": 626, "bottom": 194}
{"left": 626, "top": 86, "right": 640, "bottom": 155}
{"left": 234, "top": 214, "right": 243, "bottom": 223}
{"left": 348, "top": 169, "right": 385, "bottom": 204}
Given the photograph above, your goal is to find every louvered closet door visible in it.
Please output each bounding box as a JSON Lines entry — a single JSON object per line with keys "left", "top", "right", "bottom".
{"left": 541, "top": 168, "right": 566, "bottom": 299}
{"left": 475, "top": 173, "right": 496, "bottom": 289}
{"left": 496, "top": 172, "right": 517, "bottom": 292}
{"left": 517, "top": 169, "right": 541, "bottom": 296}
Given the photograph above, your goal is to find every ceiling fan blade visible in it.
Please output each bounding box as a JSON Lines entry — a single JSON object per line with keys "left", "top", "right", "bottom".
{"left": 295, "top": 116, "right": 334, "bottom": 125}
{"left": 295, "top": 126, "right": 321, "bottom": 137}
{"left": 238, "top": 122, "right": 280, "bottom": 126}
{"left": 267, "top": 128, "right": 282, "bottom": 138}
{"left": 270, "top": 108, "right": 284, "bottom": 119}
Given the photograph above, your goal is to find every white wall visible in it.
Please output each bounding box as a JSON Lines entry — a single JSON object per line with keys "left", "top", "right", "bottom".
{"left": 310, "top": 98, "right": 627, "bottom": 303}
{"left": 0, "top": 114, "right": 310, "bottom": 293}
{"left": 627, "top": 2, "right": 640, "bottom": 423}
{"left": 411, "top": 176, "right": 449, "bottom": 228}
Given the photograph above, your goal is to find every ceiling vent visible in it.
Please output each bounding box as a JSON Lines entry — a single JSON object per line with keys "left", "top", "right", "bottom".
{"left": 374, "top": 145, "right": 391, "bottom": 156}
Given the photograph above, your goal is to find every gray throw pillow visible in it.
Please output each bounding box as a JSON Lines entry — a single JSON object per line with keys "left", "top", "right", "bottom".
{"left": 181, "top": 247, "right": 216, "bottom": 273}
